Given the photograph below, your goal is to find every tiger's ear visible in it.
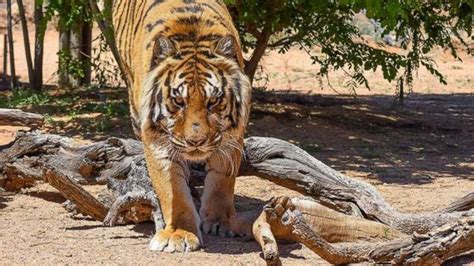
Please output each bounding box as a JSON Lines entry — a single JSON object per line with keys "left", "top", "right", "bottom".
{"left": 151, "top": 36, "right": 176, "bottom": 68}
{"left": 215, "top": 35, "right": 237, "bottom": 59}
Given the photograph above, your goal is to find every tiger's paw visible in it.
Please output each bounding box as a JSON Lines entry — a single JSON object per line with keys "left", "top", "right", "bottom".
{"left": 200, "top": 201, "right": 237, "bottom": 237}
{"left": 149, "top": 228, "right": 201, "bottom": 253}
{"left": 201, "top": 218, "right": 235, "bottom": 238}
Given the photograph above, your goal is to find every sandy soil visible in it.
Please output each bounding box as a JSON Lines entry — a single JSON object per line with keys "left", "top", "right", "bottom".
{"left": 258, "top": 47, "right": 474, "bottom": 95}
{"left": 1, "top": 91, "right": 473, "bottom": 264}
{"left": 0, "top": 164, "right": 472, "bottom": 264}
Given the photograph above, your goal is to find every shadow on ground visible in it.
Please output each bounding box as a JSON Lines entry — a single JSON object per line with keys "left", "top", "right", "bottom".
{"left": 126, "top": 222, "right": 305, "bottom": 258}
{"left": 0, "top": 195, "right": 11, "bottom": 209}
{"left": 3, "top": 86, "right": 472, "bottom": 184}
{"left": 25, "top": 191, "right": 66, "bottom": 204}
{"left": 248, "top": 92, "right": 473, "bottom": 185}
{"left": 444, "top": 251, "right": 474, "bottom": 265}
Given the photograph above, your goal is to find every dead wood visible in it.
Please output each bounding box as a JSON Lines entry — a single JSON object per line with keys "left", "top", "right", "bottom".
{"left": 1, "top": 158, "right": 43, "bottom": 191}
{"left": 1, "top": 132, "right": 473, "bottom": 232}
{"left": 252, "top": 210, "right": 280, "bottom": 265}
{"left": 240, "top": 137, "right": 474, "bottom": 234}
{"left": 44, "top": 165, "right": 108, "bottom": 221}
{"left": 0, "top": 109, "right": 44, "bottom": 128}
{"left": 289, "top": 197, "right": 403, "bottom": 242}
{"left": 1, "top": 131, "right": 473, "bottom": 265}
{"left": 247, "top": 195, "right": 404, "bottom": 261}
{"left": 102, "top": 159, "right": 165, "bottom": 229}
{"left": 259, "top": 196, "right": 474, "bottom": 265}
{"left": 441, "top": 192, "right": 474, "bottom": 213}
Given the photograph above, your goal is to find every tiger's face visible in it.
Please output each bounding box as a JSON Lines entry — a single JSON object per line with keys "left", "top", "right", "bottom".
{"left": 141, "top": 35, "right": 251, "bottom": 162}
{"left": 162, "top": 68, "right": 243, "bottom": 162}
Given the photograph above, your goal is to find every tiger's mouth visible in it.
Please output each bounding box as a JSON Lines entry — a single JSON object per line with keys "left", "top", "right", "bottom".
{"left": 181, "top": 149, "right": 212, "bottom": 162}
{"left": 169, "top": 134, "right": 223, "bottom": 162}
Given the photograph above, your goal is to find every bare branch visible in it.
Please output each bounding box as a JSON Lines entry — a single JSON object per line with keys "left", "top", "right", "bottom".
{"left": 261, "top": 197, "right": 474, "bottom": 265}
{"left": 1, "top": 131, "right": 473, "bottom": 265}
{"left": 0, "top": 109, "right": 44, "bottom": 128}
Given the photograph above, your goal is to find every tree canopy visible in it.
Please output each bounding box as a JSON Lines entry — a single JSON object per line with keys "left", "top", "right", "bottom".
{"left": 224, "top": 0, "right": 472, "bottom": 100}
{"left": 10, "top": 0, "right": 473, "bottom": 101}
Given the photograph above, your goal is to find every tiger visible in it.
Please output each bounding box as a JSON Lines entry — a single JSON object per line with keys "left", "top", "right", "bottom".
{"left": 112, "top": 0, "right": 251, "bottom": 252}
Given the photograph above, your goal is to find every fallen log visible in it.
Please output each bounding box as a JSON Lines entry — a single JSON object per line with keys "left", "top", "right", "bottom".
{"left": 0, "top": 108, "right": 44, "bottom": 128}
{"left": 258, "top": 196, "right": 474, "bottom": 265}
{"left": 1, "top": 131, "right": 473, "bottom": 231}
{"left": 441, "top": 192, "right": 474, "bottom": 213}
{"left": 44, "top": 165, "right": 108, "bottom": 221}
{"left": 1, "top": 131, "right": 473, "bottom": 265}
{"left": 251, "top": 196, "right": 406, "bottom": 265}
{"left": 239, "top": 137, "right": 474, "bottom": 234}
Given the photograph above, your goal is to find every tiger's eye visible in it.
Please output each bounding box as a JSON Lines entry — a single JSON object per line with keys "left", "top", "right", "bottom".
{"left": 173, "top": 97, "right": 184, "bottom": 107}
{"left": 208, "top": 96, "right": 219, "bottom": 107}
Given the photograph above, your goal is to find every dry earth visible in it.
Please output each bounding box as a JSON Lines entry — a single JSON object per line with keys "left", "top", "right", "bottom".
{"left": 0, "top": 152, "right": 473, "bottom": 265}
{"left": 1, "top": 91, "right": 473, "bottom": 264}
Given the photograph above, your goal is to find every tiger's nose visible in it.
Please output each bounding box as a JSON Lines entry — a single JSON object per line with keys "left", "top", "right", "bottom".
{"left": 184, "top": 128, "right": 207, "bottom": 147}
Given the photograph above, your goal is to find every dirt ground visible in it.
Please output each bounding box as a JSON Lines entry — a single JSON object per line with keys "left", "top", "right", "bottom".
{"left": 1, "top": 6, "right": 474, "bottom": 265}
{"left": 1, "top": 91, "right": 473, "bottom": 264}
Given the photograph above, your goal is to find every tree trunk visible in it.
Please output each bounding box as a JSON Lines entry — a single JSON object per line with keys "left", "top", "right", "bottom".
{"left": 69, "top": 21, "right": 83, "bottom": 88}
{"left": 244, "top": 33, "right": 270, "bottom": 83}
{"left": 58, "top": 26, "right": 70, "bottom": 88}
{"left": 6, "top": 0, "right": 16, "bottom": 89}
{"left": 398, "top": 77, "right": 404, "bottom": 106}
{"left": 32, "top": 0, "right": 44, "bottom": 91}
{"left": 58, "top": 18, "right": 92, "bottom": 88}
{"left": 260, "top": 197, "right": 474, "bottom": 265}
{"left": 239, "top": 137, "right": 473, "bottom": 234}
{"left": 2, "top": 34, "right": 7, "bottom": 81}
{"left": 81, "top": 22, "right": 92, "bottom": 85}
{"left": 88, "top": 0, "right": 131, "bottom": 87}
{"left": 16, "top": 0, "right": 34, "bottom": 88}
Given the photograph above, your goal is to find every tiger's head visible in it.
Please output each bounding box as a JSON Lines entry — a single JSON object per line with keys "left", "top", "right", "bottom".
{"left": 140, "top": 35, "right": 251, "bottom": 162}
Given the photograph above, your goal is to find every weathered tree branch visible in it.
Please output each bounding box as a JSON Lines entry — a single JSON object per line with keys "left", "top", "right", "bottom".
{"left": 1, "top": 131, "right": 473, "bottom": 265}
{"left": 0, "top": 109, "right": 44, "bottom": 128}
{"left": 252, "top": 209, "right": 280, "bottom": 265}
{"left": 260, "top": 196, "right": 474, "bottom": 265}
{"left": 239, "top": 137, "right": 474, "bottom": 234}
{"left": 1, "top": 132, "right": 472, "bottom": 232}
{"left": 441, "top": 192, "right": 474, "bottom": 213}
{"left": 44, "top": 164, "right": 108, "bottom": 221}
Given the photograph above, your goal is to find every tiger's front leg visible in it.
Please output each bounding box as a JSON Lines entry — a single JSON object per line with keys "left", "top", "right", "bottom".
{"left": 200, "top": 146, "right": 241, "bottom": 237}
{"left": 144, "top": 145, "right": 202, "bottom": 252}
